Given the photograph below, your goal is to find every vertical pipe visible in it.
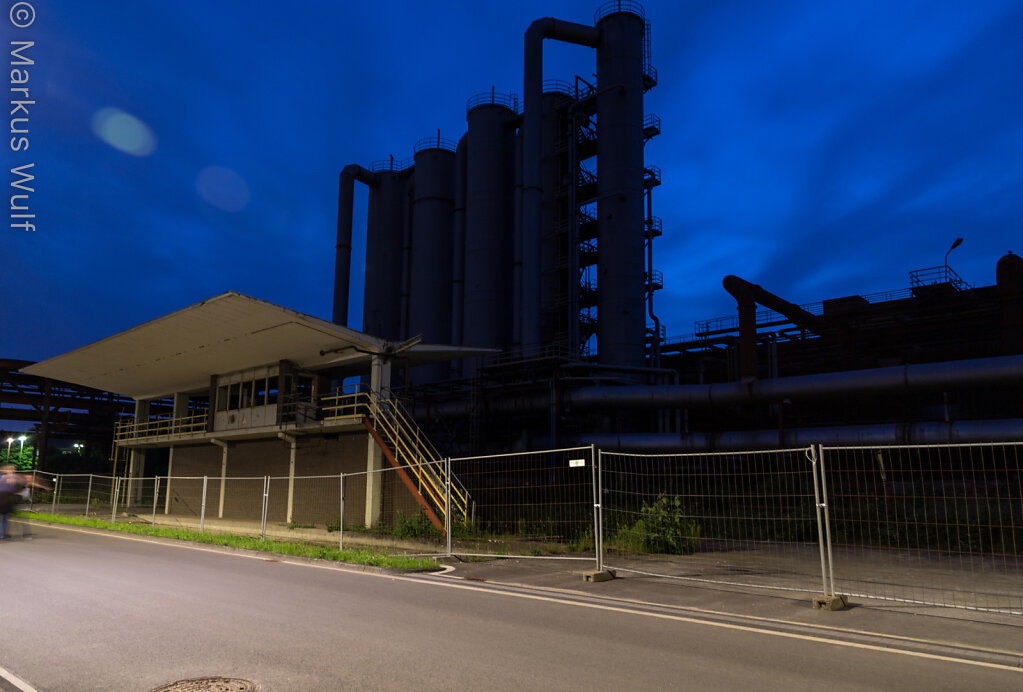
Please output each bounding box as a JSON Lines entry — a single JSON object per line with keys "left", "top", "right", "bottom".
{"left": 51, "top": 475, "right": 59, "bottom": 515}
{"left": 260, "top": 475, "right": 269, "bottom": 541}
{"left": 335, "top": 165, "right": 379, "bottom": 326}
{"left": 523, "top": 18, "right": 599, "bottom": 351}
{"left": 199, "top": 476, "right": 208, "bottom": 533}
{"left": 85, "top": 474, "right": 94, "bottom": 518}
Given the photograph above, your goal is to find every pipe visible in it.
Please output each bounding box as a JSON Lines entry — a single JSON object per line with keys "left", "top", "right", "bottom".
{"left": 423, "top": 354, "right": 1023, "bottom": 418}
{"left": 333, "top": 164, "right": 378, "bottom": 325}
{"left": 722, "top": 274, "right": 827, "bottom": 380}
{"left": 522, "top": 18, "right": 599, "bottom": 350}
{"left": 569, "top": 353, "right": 1023, "bottom": 409}
{"left": 564, "top": 418, "right": 1023, "bottom": 451}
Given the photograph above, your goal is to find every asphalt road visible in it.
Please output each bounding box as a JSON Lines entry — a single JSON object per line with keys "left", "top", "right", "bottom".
{"left": 0, "top": 522, "right": 1020, "bottom": 691}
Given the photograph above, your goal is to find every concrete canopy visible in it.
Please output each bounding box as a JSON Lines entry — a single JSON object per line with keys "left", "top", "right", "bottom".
{"left": 22, "top": 292, "right": 495, "bottom": 400}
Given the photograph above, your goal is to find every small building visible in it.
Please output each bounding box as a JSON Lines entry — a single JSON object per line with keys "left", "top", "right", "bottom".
{"left": 22, "top": 292, "right": 491, "bottom": 531}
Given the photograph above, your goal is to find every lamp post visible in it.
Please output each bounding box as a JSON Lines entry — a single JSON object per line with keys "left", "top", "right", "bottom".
{"left": 17, "top": 435, "right": 27, "bottom": 468}
{"left": 5, "top": 437, "right": 12, "bottom": 464}
{"left": 944, "top": 237, "right": 963, "bottom": 272}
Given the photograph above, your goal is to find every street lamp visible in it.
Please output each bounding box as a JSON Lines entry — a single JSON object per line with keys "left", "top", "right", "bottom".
{"left": 5, "top": 437, "right": 12, "bottom": 463}
{"left": 17, "top": 435, "right": 27, "bottom": 466}
{"left": 944, "top": 237, "right": 964, "bottom": 269}
{"left": 73, "top": 443, "right": 84, "bottom": 453}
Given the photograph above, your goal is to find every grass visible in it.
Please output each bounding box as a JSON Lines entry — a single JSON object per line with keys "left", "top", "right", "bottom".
{"left": 14, "top": 512, "right": 440, "bottom": 570}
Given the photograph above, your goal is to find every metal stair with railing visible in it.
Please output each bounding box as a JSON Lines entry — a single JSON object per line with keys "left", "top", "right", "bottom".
{"left": 321, "top": 387, "right": 472, "bottom": 533}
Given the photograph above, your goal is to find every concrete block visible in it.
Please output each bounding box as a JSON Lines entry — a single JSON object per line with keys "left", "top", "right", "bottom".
{"left": 813, "top": 594, "right": 848, "bottom": 610}
{"left": 583, "top": 569, "right": 616, "bottom": 582}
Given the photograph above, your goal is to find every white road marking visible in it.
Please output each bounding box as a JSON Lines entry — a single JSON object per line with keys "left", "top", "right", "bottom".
{"left": 28, "top": 521, "right": 1023, "bottom": 673}
{"left": 0, "top": 662, "right": 39, "bottom": 692}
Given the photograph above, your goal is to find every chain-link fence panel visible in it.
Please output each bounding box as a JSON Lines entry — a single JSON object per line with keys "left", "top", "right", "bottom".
{"left": 822, "top": 443, "right": 1023, "bottom": 614}
{"left": 448, "top": 447, "right": 596, "bottom": 560}
{"left": 601, "top": 448, "right": 827, "bottom": 595}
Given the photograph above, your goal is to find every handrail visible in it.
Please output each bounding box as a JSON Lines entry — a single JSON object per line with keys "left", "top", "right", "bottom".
{"left": 466, "top": 89, "right": 520, "bottom": 114}
{"left": 413, "top": 135, "right": 458, "bottom": 154}
{"left": 114, "top": 414, "right": 207, "bottom": 442}
{"left": 321, "top": 389, "right": 471, "bottom": 522}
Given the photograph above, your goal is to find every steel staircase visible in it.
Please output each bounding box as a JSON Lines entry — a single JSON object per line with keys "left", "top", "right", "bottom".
{"left": 321, "top": 387, "right": 472, "bottom": 532}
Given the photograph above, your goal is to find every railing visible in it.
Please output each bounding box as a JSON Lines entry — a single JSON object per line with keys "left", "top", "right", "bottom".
{"left": 320, "top": 388, "right": 471, "bottom": 523}
{"left": 643, "top": 165, "right": 661, "bottom": 187}
{"left": 114, "top": 414, "right": 208, "bottom": 442}
{"left": 370, "top": 156, "right": 414, "bottom": 172}
{"left": 594, "top": 0, "right": 646, "bottom": 23}
{"left": 643, "top": 113, "right": 661, "bottom": 138}
{"left": 466, "top": 89, "right": 520, "bottom": 114}
{"left": 413, "top": 134, "right": 458, "bottom": 154}
{"left": 910, "top": 265, "right": 971, "bottom": 291}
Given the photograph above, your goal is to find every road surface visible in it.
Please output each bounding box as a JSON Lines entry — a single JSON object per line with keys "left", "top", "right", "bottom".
{"left": 0, "top": 522, "right": 1019, "bottom": 691}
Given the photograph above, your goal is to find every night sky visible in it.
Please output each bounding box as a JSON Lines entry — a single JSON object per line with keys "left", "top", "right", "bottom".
{"left": 4, "top": 0, "right": 1021, "bottom": 363}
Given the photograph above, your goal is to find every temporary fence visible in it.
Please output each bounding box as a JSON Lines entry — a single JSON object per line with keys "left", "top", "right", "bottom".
{"left": 448, "top": 446, "right": 597, "bottom": 561}
{"left": 820, "top": 443, "right": 1023, "bottom": 614}
{"left": 599, "top": 447, "right": 829, "bottom": 596}
{"left": 17, "top": 440, "right": 1023, "bottom": 616}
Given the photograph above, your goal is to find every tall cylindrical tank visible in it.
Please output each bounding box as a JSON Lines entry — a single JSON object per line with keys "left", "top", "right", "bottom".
{"left": 539, "top": 88, "right": 576, "bottom": 351}
{"left": 451, "top": 135, "right": 468, "bottom": 348}
{"left": 409, "top": 140, "right": 456, "bottom": 380}
{"left": 463, "top": 97, "right": 517, "bottom": 355}
{"left": 595, "top": 7, "right": 647, "bottom": 367}
{"left": 363, "top": 169, "right": 408, "bottom": 340}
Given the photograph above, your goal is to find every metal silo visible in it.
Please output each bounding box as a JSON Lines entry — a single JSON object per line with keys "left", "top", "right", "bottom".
{"left": 363, "top": 167, "right": 409, "bottom": 340}
{"left": 409, "top": 137, "right": 457, "bottom": 381}
{"left": 463, "top": 91, "right": 518, "bottom": 356}
{"left": 595, "top": 4, "right": 647, "bottom": 367}
{"left": 452, "top": 134, "right": 468, "bottom": 351}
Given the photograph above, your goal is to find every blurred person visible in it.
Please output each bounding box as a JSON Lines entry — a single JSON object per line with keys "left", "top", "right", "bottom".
{"left": 0, "top": 464, "right": 49, "bottom": 539}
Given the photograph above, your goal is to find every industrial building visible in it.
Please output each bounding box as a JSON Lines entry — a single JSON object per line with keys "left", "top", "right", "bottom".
{"left": 19, "top": 0, "right": 1023, "bottom": 494}
{"left": 329, "top": 1, "right": 1023, "bottom": 454}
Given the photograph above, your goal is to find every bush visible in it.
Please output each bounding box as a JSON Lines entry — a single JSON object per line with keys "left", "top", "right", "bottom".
{"left": 613, "top": 495, "right": 702, "bottom": 555}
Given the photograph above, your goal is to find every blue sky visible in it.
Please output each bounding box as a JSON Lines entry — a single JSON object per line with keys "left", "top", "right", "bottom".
{"left": 3, "top": 0, "right": 1021, "bottom": 361}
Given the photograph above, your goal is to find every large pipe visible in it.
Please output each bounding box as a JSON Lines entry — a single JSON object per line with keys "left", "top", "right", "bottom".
{"left": 522, "top": 18, "right": 599, "bottom": 351}
{"left": 570, "top": 353, "right": 1023, "bottom": 408}
{"left": 333, "top": 164, "right": 378, "bottom": 326}
{"left": 566, "top": 418, "right": 1023, "bottom": 451}
{"left": 423, "top": 353, "right": 1023, "bottom": 418}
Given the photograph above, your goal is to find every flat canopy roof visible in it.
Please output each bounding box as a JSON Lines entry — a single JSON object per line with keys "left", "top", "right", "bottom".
{"left": 22, "top": 292, "right": 495, "bottom": 400}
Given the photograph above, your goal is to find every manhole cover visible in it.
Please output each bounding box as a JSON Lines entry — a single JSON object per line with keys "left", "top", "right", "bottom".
{"left": 150, "top": 677, "right": 261, "bottom": 692}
